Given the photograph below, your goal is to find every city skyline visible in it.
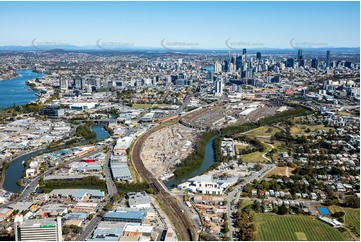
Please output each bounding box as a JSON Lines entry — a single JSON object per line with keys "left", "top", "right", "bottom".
{"left": 0, "top": 1, "right": 359, "bottom": 49}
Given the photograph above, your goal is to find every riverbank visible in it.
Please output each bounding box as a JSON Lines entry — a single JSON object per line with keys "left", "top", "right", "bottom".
{"left": 0, "top": 69, "right": 45, "bottom": 109}
{"left": 164, "top": 134, "right": 218, "bottom": 188}
{"left": 1, "top": 122, "right": 110, "bottom": 193}
{"left": 0, "top": 72, "right": 19, "bottom": 81}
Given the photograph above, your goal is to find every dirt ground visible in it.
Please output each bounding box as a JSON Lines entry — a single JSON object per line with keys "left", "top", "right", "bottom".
{"left": 264, "top": 166, "right": 296, "bottom": 178}
{"left": 140, "top": 124, "right": 198, "bottom": 179}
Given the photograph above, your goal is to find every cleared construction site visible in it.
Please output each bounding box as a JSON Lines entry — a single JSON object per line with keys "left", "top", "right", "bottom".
{"left": 140, "top": 124, "right": 199, "bottom": 180}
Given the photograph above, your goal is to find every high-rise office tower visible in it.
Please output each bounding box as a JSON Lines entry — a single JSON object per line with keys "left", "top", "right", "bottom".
{"left": 235, "top": 56, "right": 243, "bottom": 70}
{"left": 286, "top": 58, "right": 295, "bottom": 68}
{"left": 326, "top": 50, "right": 330, "bottom": 68}
{"left": 256, "top": 52, "right": 261, "bottom": 61}
{"left": 15, "top": 217, "right": 62, "bottom": 241}
{"left": 214, "top": 61, "right": 222, "bottom": 73}
{"left": 242, "top": 49, "right": 246, "bottom": 55}
{"left": 298, "top": 49, "right": 303, "bottom": 60}
{"left": 73, "top": 77, "right": 82, "bottom": 89}
{"left": 222, "top": 60, "right": 229, "bottom": 72}
{"left": 299, "top": 59, "right": 305, "bottom": 67}
{"left": 311, "top": 58, "right": 319, "bottom": 68}
{"left": 215, "top": 79, "right": 224, "bottom": 95}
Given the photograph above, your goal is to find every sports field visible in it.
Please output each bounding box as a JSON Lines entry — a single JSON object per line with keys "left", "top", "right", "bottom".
{"left": 255, "top": 213, "right": 351, "bottom": 241}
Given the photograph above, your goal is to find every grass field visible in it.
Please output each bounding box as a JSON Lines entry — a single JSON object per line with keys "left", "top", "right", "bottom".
{"left": 329, "top": 206, "right": 360, "bottom": 238}
{"left": 238, "top": 199, "right": 253, "bottom": 209}
{"left": 264, "top": 166, "right": 296, "bottom": 178}
{"left": 241, "top": 143, "right": 272, "bottom": 163}
{"left": 290, "top": 124, "right": 334, "bottom": 135}
{"left": 255, "top": 213, "right": 351, "bottom": 241}
{"left": 244, "top": 126, "right": 280, "bottom": 137}
{"left": 344, "top": 208, "right": 360, "bottom": 237}
{"left": 234, "top": 144, "right": 249, "bottom": 154}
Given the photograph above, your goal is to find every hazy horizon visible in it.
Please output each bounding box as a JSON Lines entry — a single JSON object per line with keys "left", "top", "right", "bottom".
{"left": 0, "top": 1, "right": 359, "bottom": 49}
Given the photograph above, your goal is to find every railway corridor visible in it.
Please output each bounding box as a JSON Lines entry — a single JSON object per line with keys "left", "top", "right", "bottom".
{"left": 131, "top": 122, "right": 198, "bottom": 241}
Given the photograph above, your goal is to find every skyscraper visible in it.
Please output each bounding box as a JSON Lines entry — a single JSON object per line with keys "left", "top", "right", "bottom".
{"left": 235, "top": 56, "right": 243, "bottom": 70}
{"left": 215, "top": 79, "right": 224, "bottom": 95}
{"left": 326, "top": 50, "right": 330, "bottom": 68}
{"left": 242, "top": 49, "right": 246, "bottom": 55}
{"left": 214, "top": 61, "right": 222, "bottom": 73}
{"left": 222, "top": 60, "right": 228, "bottom": 72}
{"left": 256, "top": 52, "right": 261, "bottom": 61}
{"left": 299, "top": 59, "right": 305, "bottom": 68}
{"left": 311, "top": 58, "right": 319, "bottom": 68}
{"left": 286, "top": 58, "right": 295, "bottom": 68}
{"left": 297, "top": 49, "right": 303, "bottom": 60}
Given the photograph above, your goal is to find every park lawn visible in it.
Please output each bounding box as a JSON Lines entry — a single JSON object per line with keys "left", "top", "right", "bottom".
{"left": 239, "top": 199, "right": 253, "bottom": 209}
{"left": 241, "top": 143, "right": 272, "bottom": 163}
{"left": 329, "top": 206, "right": 360, "bottom": 238}
{"left": 241, "top": 151, "right": 267, "bottom": 163}
{"left": 244, "top": 126, "right": 280, "bottom": 137}
{"left": 290, "top": 124, "right": 334, "bottom": 135}
{"left": 273, "top": 141, "right": 288, "bottom": 152}
{"left": 255, "top": 213, "right": 351, "bottom": 241}
{"left": 235, "top": 144, "right": 248, "bottom": 154}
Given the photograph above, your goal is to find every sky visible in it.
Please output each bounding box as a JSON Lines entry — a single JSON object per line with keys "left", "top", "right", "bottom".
{"left": 0, "top": 1, "right": 359, "bottom": 49}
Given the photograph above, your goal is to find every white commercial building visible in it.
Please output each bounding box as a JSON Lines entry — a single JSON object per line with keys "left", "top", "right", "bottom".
{"left": 127, "top": 192, "right": 151, "bottom": 209}
{"left": 15, "top": 217, "right": 62, "bottom": 241}
{"left": 177, "top": 174, "right": 238, "bottom": 195}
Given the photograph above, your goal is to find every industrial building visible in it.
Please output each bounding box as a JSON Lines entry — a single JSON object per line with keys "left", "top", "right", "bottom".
{"left": 110, "top": 155, "right": 134, "bottom": 183}
{"left": 48, "top": 189, "right": 105, "bottom": 201}
{"left": 104, "top": 210, "right": 146, "bottom": 223}
{"left": 127, "top": 192, "right": 152, "bottom": 209}
{"left": 88, "top": 221, "right": 125, "bottom": 241}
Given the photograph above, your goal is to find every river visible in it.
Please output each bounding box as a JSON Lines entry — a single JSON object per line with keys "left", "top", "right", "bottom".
{"left": 0, "top": 69, "right": 45, "bottom": 109}
{"left": 164, "top": 136, "right": 216, "bottom": 188}
{"left": 2, "top": 123, "right": 110, "bottom": 193}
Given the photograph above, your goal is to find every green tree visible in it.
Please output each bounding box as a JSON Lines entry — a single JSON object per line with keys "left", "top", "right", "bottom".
{"left": 105, "top": 202, "right": 113, "bottom": 211}
{"left": 113, "top": 193, "right": 121, "bottom": 202}
{"left": 278, "top": 205, "right": 289, "bottom": 215}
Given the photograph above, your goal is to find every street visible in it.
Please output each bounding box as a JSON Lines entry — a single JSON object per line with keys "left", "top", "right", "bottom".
{"left": 76, "top": 215, "right": 102, "bottom": 241}
{"left": 103, "top": 147, "right": 117, "bottom": 198}
{"left": 225, "top": 163, "right": 275, "bottom": 240}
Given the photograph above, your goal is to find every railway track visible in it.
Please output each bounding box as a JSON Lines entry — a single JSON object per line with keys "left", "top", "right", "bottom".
{"left": 132, "top": 122, "right": 197, "bottom": 241}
